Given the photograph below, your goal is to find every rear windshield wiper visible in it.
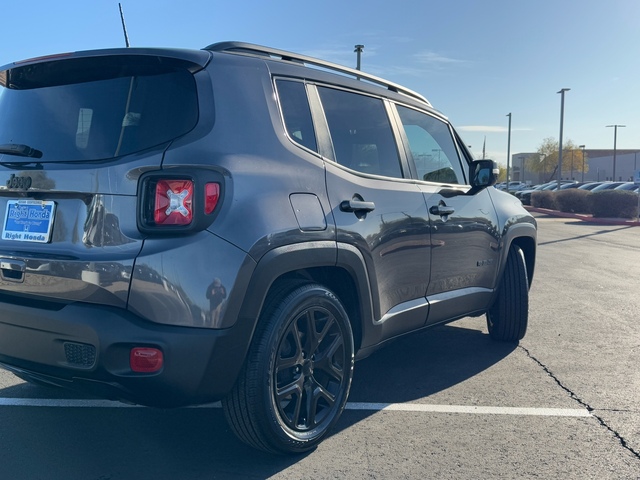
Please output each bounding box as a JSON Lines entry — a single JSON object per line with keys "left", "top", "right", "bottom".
{"left": 0, "top": 143, "right": 43, "bottom": 159}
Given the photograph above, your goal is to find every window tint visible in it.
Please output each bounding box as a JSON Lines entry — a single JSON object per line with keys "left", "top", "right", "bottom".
{"left": 318, "top": 87, "right": 402, "bottom": 178}
{"left": 276, "top": 80, "right": 317, "bottom": 152}
{"left": 397, "top": 105, "right": 464, "bottom": 184}
{"left": 0, "top": 57, "right": 198, "bottom": 162}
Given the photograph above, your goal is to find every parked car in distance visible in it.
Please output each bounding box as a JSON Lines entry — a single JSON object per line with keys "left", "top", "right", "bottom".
{"left": 514, "top": 182, "right": 551, "bottom": 198}
{"left": 577, "top": 182, "right": 604, "bottom": 190}
{"left": 517, "top": 181, "right": 572, "bottom": 205}
{"left": 497, "top": 181, "right": 529, "bottom": 192}
{"left": 614, "top": 182, "right": 640, "bottom": 193}
{"left": 591, "top": 182, "right": 627, "bottom": 192}
{"left": 558, "top": 182, "right": 586, "bottom": 190}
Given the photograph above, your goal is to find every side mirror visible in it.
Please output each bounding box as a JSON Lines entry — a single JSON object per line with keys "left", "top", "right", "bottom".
{"left": 470, "top": 160, "right": 497, "bottom": 188}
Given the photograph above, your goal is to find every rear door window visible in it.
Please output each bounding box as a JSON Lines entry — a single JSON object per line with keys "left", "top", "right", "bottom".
{"left": 317, "top": 87, "right": 403, "bottom": 179}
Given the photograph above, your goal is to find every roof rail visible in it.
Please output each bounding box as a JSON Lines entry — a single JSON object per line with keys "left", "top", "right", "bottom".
{"left": 204, "top": 41, "right": 431, "bottom": 106}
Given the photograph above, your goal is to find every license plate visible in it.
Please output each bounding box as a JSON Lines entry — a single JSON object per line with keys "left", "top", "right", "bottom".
{"left": 3, "top": 200, "right": 56, "bottom": 243}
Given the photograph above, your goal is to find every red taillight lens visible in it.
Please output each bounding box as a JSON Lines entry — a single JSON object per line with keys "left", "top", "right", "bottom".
{"left": 205, "top": 182, "right": 220, "bottom": 215}
{"left": 154, "top": 179, "right": 193, "bottom": 225}
{"left": 130, "top": 347, "right": 164, "bottom": 373}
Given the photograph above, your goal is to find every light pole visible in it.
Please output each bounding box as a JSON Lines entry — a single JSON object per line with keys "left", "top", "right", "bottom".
{"left": 354, "top": 44, "right": 364, "bottom": 71}
{"left": 557, "top": 88, "right": 570, "bottom": 190}
{"left": 606, "top": 124, "right": 625, "bottom": 181}
{"left": 579, "top": 145, "right": 586, "bottom": 182}
{"left": 506, "top": 113, "right": 512, "bottom": 191}
{"left": 520, "top": 155, "right": 525, "bottom": 183}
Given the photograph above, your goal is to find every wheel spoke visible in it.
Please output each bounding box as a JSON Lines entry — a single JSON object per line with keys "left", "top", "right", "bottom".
{"left": 304, "top": 382, "right": 316, "bottom": 426}
{"left": 276, "top": 321, "right": 304, "bottom": 372}
{"left": 313, "top": 382, "right": 336, "bottom": 406}
{"left": 301, "top": 309, "right": 318, "bottom": 354}
{"left": 311, "top": 311, "right": 334, "bottom": 352}
{"left": 290, "top": 319, "right": 305, "bottom": 360}
{"left": 314, "top": 334, "right": 345, "bottom": 382}
{"left": 277, "top": 354, "right": 299, "bottom": 371}
{"left": 276, "top": 375, "right": 305, "bottom": 427}
{"left": 305, "top": 381, "right": 337, "bottom": 427}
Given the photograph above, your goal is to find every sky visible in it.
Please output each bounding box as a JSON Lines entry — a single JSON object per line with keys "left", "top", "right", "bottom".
{"left": 2, "top": 0, "right": 639, "bottom": 165}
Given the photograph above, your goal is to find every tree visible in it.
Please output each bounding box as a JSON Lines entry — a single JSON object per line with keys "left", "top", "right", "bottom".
{"left": 525, "top": 137, "right": 589, "bottom": 183}
{"left": 562, "top": 140, "right": 589, "bottom": 181}
{"left": 495, "top": 163, "right": 507, "bottom": 182}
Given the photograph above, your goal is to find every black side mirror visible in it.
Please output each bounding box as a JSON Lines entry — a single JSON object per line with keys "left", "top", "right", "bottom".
{"left": 470, "top": 160, "right": 498, "bottom": 188}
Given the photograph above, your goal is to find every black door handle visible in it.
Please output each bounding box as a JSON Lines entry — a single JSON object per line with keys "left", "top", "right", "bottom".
{"left": 429, "top": 204, "right": 455, "bottom": 216}
{"left": 340, "top": 199, "right": 376, "bottom": 213}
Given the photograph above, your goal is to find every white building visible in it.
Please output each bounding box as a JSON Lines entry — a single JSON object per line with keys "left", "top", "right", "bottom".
{"left": 511, "top": 149, "right": 640, "bottom": 184}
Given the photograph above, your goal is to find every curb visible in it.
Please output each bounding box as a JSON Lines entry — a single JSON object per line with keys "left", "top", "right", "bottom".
{"left": 524, "top": 206, "right": 640, "bottom": 227}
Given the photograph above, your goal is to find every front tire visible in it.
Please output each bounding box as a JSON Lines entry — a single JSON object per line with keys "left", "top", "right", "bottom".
{"left": 487, "top": 245, "right": 529, "bottom": 342}
{"left": 223, "top": 283, "right": 354, "bottom": 454}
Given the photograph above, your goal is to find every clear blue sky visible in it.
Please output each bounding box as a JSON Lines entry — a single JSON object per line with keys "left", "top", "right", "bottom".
{"left": 2, "top": 0, "right": 638, "bottom": 165}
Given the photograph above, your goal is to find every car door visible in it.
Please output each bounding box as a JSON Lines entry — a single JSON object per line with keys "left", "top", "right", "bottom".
{"left": 314, "top": 85, "right": 432, "bottom": 338}
{"left": 394, "top": 104, "right": 500, "bottom": 324}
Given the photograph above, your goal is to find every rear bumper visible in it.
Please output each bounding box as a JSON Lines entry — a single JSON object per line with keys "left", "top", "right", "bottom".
{"left": 0, "top": 297, "right": 252, "bottom": 407}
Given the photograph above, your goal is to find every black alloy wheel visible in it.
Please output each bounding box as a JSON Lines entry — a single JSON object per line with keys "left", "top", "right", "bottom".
{"left": 223, "top": 283, "right": 354, "bottom": 454}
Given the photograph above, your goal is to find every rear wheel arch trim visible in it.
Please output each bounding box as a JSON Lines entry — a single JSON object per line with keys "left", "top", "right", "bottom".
{"left": 236, "top": 241, "right": 376, "bottom": 339}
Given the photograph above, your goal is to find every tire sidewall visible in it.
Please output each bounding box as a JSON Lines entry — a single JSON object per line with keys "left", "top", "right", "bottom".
{"left": 487, "top": 245, "right": 528, "bottom": 342}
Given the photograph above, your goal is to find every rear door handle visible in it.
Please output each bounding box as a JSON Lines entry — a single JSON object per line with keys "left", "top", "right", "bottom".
{"left": 429, "top": 204, "right": 455, "bottom": 216}
{"left": 340, "top": 199, "right": 376, "bottom": 213}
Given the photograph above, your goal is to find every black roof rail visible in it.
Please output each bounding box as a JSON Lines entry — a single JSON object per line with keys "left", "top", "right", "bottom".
{"left": 204, "top": 41, "right": 431, "bottom": 107}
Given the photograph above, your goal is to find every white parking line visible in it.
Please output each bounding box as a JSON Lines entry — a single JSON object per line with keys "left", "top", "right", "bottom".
{"left": 345, "top": 402, "right": 592, "bottom": 417}
{"left": 0, "top": 398, "right": 591, "bottom": 417}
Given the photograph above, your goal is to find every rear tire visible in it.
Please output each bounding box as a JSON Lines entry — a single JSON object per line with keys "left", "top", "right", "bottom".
{"left": 487, "top": 245, "right": 529, "bottom": 342}
{"left": 222, "top": 283, "right": 354, "bottom": 454}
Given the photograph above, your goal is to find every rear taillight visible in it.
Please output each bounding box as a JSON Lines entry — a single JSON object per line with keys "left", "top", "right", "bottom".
{"left": 154, "top": 179, "right": 194, "bottom": 226}
{"left": 140, "top": 174, "right": 222, "bottom": 232}
{"left": 204, "top": 182, "right": 220, "bottom": 214}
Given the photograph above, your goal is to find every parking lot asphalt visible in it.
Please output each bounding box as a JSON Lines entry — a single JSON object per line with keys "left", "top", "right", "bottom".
{"left": 0, "top": 215, "right": 638, "bottom": 479}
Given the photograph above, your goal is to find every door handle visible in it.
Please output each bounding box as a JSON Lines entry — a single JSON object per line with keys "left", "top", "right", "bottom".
{"left": 430, "top": 204, "right": 455, "bottom": 216}
{"left": 340, "top": 199, "right": 376, "bottom": 213}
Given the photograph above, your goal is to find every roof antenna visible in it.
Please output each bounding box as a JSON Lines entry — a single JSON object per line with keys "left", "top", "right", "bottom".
{"left": 119, "top": 3, "right": 130, "bottom": 47}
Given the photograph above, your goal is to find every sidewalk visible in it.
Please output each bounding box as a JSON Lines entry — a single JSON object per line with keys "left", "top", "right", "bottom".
{"left": 524, "top": 206, "right": 640, "bottom": 226}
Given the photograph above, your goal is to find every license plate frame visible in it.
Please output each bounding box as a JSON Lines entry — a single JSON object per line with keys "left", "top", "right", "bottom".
{"left": 2, "top": 200, "right": 57, "bottom": 243}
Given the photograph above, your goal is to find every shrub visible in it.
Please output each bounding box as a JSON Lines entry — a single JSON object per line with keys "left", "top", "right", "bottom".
{"left": 531, "top": 190, "right": 557, "bottom": 210}
{"left": 588, "top": 190, "right": 639, "bottom": 219}
{"left": 554, "top": 189, "right": 591, "bottom": 213}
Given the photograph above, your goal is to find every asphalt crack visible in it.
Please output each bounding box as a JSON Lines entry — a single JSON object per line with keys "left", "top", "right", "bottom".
{"left": 519, "top": 345, "right": 640, "bottom": 461}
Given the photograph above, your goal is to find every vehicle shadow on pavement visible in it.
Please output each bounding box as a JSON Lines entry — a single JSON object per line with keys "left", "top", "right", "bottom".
{"left": 0, "top": 324, "right": 514, "bottom": 479}
{"left": 347, "top": 322, "right": 517, "bottom": 404}
{"left": 537, "top": 222, "right": 635, "bottom": 246}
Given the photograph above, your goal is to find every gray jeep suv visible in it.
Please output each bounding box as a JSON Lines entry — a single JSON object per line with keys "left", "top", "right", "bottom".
{"left": 0, "top": 42, "right": 536, "bottom": 453}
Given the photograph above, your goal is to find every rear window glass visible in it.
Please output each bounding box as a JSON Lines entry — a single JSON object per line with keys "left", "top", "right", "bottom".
{"left": 0, "top": 56, "right": 198, "bottom": 162}
{"left": 276, "top": 79, "right": 317, "bottom": 152}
